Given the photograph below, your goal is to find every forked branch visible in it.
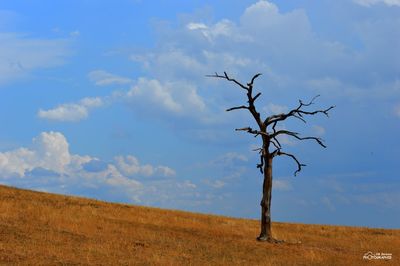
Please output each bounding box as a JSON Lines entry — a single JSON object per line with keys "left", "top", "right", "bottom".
{"left": 208, "top": 72, "right": 264, "bottom": 128}
{"left": 273, "top": 150, "right": 306, "bottom": 176}
{"left": 265, "top": 95, "right": 335, "bottom": 126}
{"left": 206, "top": 72, "right": 249, "bottom": 91}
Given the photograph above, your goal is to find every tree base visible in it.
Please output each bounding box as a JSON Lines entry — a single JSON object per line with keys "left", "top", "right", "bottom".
{"left": 256, "top": 235, "right": 285, "bottom": 244}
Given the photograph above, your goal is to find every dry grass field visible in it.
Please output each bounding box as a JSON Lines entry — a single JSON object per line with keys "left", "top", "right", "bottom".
{"left": 0, "top": 184, "right": 398, "bottom": 265}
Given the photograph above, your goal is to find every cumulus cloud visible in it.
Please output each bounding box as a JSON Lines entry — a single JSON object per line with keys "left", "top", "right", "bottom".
{"left": 0, "top": 132, "right": 187, "bottom": 205}
{"left": 132, "top": 0, "right": 399, "bottom": 107}
{"left": 0, "top": 131, "right": 177, "bottom": 182}
{"left": 88, "top": 70, "right": 132, "bottom": 86}
{"left": 68, "top": 0, "right": 398, "bottom": 132}
{"left": 354, "top": 0, "right": 400, "bottom": 7}
{"left": 126, "top": 77, "right": 206, "bottom": 116}
{"left": 0, "top": 132, "right": 76, "bottom": 177}
{"left": 103, "top": 165, "right": 142, "bottom": 190}
{"left": 38, "top": 97, "right": 103, "bottom": 122}
{"left": 114, "top": 155, "right": 176, "bottom": 178}
{"left": 37, "top": 76, "right": 208, "bottom": 124}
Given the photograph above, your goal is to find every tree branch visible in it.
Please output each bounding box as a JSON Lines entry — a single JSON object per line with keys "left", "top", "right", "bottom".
{"left": 206, "top": 72, "right": 249, "bottom": 91}
{"left": 275, "top": 151, "right": 306, "bottom": 176}
{"left": 226, "top": 105, "right": 249, "bottom": 112}
{"left": 248, "top": 73, "right": 262, "bottom": 87}
{"left": 252, "top": 92, "right": 262, "bottom": 102}
{"left": 270, "top": 139, "right": 280, "bottom": 150}
{"left": 208, "top": 72, "right": 264, "bottom": 129}
{"left": 235, "top": 127, "right": 268, "bottom": 137}
{"left": 265, "top": 95, "right": 335, "bottom": 126}
{"left": 270, "top": 130, "right": 326, "bottom": 148}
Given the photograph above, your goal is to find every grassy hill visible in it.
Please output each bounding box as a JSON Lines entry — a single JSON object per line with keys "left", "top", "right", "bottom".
{"left": 0, "top": 185, "right": 398, "bottom": 265}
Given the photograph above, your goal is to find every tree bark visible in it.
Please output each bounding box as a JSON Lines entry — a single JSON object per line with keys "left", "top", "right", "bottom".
{"left": 257, "top": 150, "right": 273, "bottom": 241}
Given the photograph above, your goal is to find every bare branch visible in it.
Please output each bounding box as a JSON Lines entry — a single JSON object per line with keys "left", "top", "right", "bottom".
{"left": 208, "top": 72, "right": 265, "bottom": 128}
{"left": 270, "top": 130, "right": 327, "bottom": 148}
{"left": 252, "top": 147, "right": 263, "bottom": 153}
{"left": 235, "top": 127, "right": 268, "bottom": 137}
{"left": 270, "top": 130, "right": 298, "bottom": 138}
{"left": 270, "top": 149, "right": 279, "bottom": 157}
{"left": 270, "top": 139, "right": 280, "bottom": 150}
{"left": 276, "top": 151, "right": 306, "bottom": 176}
{"left": 248, "top": 73, "right": 262, "bottom": 87}
{"left": 206, "top": 72, "right": 249, "bottom": 91}
{"left": 296, "top": 105, "right": 335, "bottom": 118}
{"left": 301, "top": 94, "right": 320, "bottom": 107}
{"left": 292, "top": 114, "right": 307, "bottom": 123}
{"left": 272, "top": 137, "right": 282, "bottom": 148}
{"left": 252, "top": 92, "right": 262, "bottom": 102}
{"left": 226, "top": 105, "right": 249, "bottom": 112}
{"left": 265, "top": 95, "right": 335, "bottom": 126}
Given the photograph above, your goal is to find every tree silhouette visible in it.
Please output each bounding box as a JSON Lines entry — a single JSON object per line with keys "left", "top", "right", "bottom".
{"left": 208, "top": 72, "right": 334, "bottom": 243}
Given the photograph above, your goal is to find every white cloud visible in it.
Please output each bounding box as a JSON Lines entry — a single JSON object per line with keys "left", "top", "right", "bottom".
{"left": 0, "top": 131, "right": 170, "bottom": 183}
{"left": 0, "top": 131, "right": 72, "bottom": 177}
{"left": 126, "top": 0, "right": 350, "bottom": 129}
{"left": 32, "top": 132, "right": 71, "bottom": 173}
{"left": 114, "top": 155, "right": 176, "bottom": 178}
{"left": 156, "top": 166, "right": 176, "bottom": 177}
{"left": 88, "top": 70, "right": 132, "bottom": 86}
{"left": 354, "top": 0, "right": 400, "bottom": 7}
{"left": 80, "top": 97, "right": 103, "bottom": 108}
{"left": 126, "top": 77, "right": 205, "bottom": 116}
{"left": 0, "top": 132, "right": 188, "bottom": 205}
{"left": 103, "top": 165, "right": 142, "bottom": 191}
{"left": 127, "top": 78, "right": 181, "bottom": 113}
{"left": 133, "top": 0, "right": 399, "bottom": 107}
{"left": 186, "top": 19, "right": 248, "bottom": 43}
{"left": 38, "top": 97, "right": 103, "bottom": 122}
{"left": 0, "top": 148, "right": 36, "bottom": 177}
{"left": 186, "top": 22, "right": 208, "bottom": 31}
{"left": 38, "top": 76, "right": 207, "bottom": 124}
{"left": 0, "top": 32, "right": 70, "bottom": 85}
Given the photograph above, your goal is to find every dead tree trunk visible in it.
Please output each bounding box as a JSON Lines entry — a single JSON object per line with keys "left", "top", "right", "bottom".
{"left": 258, "top": 151, "right": 273, "bottom": 241}
{"left": 207, "top": 72, "right": 334, "bottom": 243}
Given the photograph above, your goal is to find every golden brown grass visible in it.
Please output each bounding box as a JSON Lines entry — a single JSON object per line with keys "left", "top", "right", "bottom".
{"left": 0, "top": 184, "right": 398, "bottom": 265}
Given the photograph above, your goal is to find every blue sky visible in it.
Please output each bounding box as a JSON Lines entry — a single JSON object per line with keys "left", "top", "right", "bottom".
{"left": 0, "top": 0, "right": 399, "bottom": 228}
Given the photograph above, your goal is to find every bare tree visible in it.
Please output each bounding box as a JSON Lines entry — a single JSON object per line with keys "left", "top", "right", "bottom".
{"left": 208, "top": 72, "right": 334, "bottom": 243}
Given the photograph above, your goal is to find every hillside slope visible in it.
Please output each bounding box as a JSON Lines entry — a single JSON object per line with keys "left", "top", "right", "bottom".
{"left": 0, "top": 185, "right": 398, "bottom": 265}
